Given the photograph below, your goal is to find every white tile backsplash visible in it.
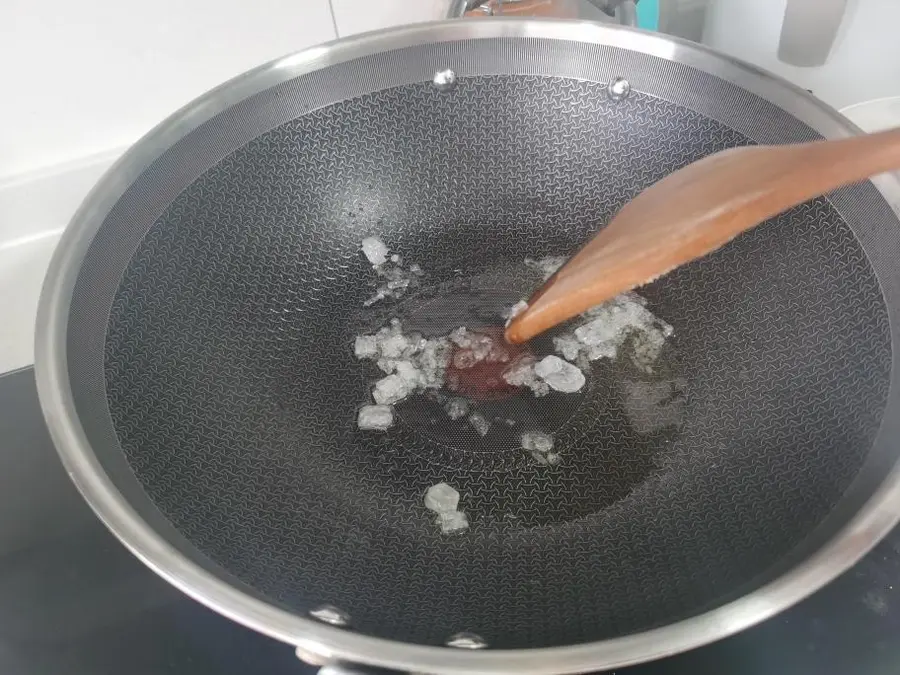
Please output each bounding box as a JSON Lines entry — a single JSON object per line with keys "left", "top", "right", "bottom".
{"left": 0, "top": 0, "right": 336, "bottom": 181}
{"left": 0, "top": 0, "right": 449, "bottom": 374}
{"left": 330, "top": 0, "right": 449, "bottom": 37}
{"left": 0, "top": 0, "right": 340, "bottom": 373}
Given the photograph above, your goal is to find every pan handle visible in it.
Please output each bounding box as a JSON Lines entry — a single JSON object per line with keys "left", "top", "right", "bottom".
{"left": 447, "top": 0, "right": 639, "bottom": 26}
{"left": 611, "top": 0, "right": 637, "bottom": 27}
{"left": 447, "top": 0, "right": 484, "bottom": 16}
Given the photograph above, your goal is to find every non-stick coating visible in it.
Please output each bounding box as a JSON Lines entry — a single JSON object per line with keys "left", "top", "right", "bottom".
{"left": 68, "top": 71, "right": 892, "bottom": 648}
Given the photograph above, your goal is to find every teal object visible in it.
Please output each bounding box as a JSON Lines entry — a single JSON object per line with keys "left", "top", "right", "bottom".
{"left": 636, "top": 0, "right": 659, "bottom": 31}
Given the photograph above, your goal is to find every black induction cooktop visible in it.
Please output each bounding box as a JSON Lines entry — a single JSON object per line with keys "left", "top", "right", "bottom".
{"left": 1, "top": 366, "right": 897, "bottom": 675}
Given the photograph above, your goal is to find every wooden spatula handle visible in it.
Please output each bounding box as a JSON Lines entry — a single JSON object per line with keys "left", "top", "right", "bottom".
{"left": 764, "top": 126, "right": 900, "bottom": 201}
{"left": 506, "top": 127, "right": 900, "bottom": 344}
{"left": 561, "top": 126, "right": 900, "bottom": 279}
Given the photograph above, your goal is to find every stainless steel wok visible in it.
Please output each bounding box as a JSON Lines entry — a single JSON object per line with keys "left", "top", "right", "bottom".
{"left": 34, "top": 18, "right": 900, "bottom": 675}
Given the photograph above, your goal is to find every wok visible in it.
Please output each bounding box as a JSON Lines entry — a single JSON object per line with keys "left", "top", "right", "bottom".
{"left": 34, "top": 18, "right": 900, "bottom": 674}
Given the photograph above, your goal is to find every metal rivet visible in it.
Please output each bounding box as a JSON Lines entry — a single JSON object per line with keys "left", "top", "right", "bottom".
{"left": 309, "top": 605, "right": 351, "bottom": 627}
{"left": 433, "top": 69, "right": 458, "bottom": 92}
{"left": 446, "top": 631, "right": 488, "bottom": 649}
{"left": 607, "top": 76, "right": 631, "bottom": 101}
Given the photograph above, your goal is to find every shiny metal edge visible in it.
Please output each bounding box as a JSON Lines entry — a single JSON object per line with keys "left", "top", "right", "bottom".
{"left": 33, "top": 18, "right": 900, "bottom": 674}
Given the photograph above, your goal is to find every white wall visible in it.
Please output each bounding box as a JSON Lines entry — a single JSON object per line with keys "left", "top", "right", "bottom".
{"left": 0, "top": 0, "right": 449, "bottom": 374}
{"left": 0, "top": 0, "right": 340, "bottom": 181}
{"left": 331, "top": 0, "right": 447, "bottom": 36}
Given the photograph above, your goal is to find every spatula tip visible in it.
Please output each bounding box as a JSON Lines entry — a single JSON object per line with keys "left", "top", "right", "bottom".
{"left": 504, "top": 322, "right": 527, "bottom": 345}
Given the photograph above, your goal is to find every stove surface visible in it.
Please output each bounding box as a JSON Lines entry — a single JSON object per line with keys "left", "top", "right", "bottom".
{"left": 1, "top": 367, "right": 897, "bottom": 675}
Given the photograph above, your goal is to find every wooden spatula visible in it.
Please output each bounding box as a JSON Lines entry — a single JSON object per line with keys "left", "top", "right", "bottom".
{"left": 505, "top": 127, "right": 900, "bottom": 344}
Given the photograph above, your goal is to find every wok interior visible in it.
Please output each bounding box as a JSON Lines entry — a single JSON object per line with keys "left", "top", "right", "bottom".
{"left": 71, "top": 73, "right": 891, "bottom": 648}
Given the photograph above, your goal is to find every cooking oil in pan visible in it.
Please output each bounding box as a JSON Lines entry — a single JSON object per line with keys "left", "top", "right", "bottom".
{"left": 354, "top": 256, "right": 684, "bottom": 464}
{"left": 350, "top": 250, "right": 686, "bottom": 529}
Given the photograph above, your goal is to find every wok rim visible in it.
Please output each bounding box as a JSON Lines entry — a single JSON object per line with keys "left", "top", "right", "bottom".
{"left": 33, "top": 17, "right": 900, "bottom": 674}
